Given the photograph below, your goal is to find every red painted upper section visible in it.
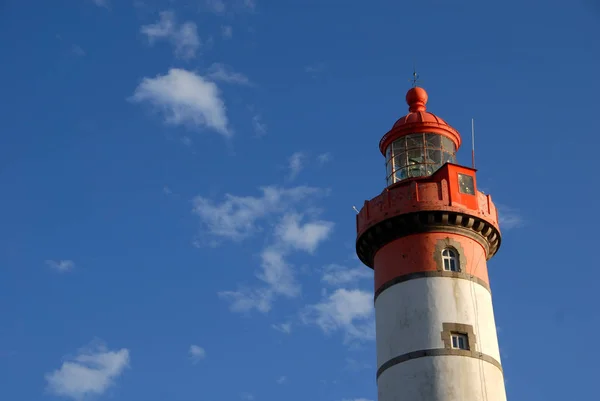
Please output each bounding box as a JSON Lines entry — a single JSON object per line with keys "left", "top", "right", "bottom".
{"left": 356, "top": 163, "right": 500, "bottom": 239}
{"left": 379, "top": 87, "right": 462, "bottom": 155}
{"left": 373, "top": 233, "right": 490, "bottom": 292}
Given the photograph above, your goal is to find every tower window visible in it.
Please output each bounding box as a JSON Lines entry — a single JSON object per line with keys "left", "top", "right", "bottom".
{"left": 450, "top": 333, "right": 470, "bottom": 350}
{"left": 441, "top": 323, "right": 476, "bottom": 351}
{"left": 457, "top": 173, "right": 475, "bottom": 195}
{"left": 441, "top": 248, "right": 459, "bottom": 272}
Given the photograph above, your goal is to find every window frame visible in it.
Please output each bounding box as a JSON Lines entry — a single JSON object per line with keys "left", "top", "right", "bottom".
{"left": 450, "top": 332, "right": 470, "bottom": 350}
{"left": 457, "top": 173, "right": 476, "bottom": 195}
{"left": 441, "top": 248, "right": 460, "bottom": 272}
{"left": 441, "top": 323, "right": 477, "bottom": 352}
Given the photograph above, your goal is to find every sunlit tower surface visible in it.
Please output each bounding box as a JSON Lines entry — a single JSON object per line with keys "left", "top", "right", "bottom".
{"left": 355, "top": 86, "right": 507, "bottom": 401}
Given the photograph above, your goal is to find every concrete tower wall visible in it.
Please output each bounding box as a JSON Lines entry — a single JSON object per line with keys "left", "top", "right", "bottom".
{"left": 377, "top": 358, "right": 506, "bottom": 401}
{"left": 373, "top": 233, "right": 506, "bottom": 401}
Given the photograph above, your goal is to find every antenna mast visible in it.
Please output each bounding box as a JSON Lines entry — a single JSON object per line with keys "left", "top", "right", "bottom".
{"left": 410, "top": 63, "right": 420, "bottom": 88}
{"left": 471, "top": 118, "right": 476, "bottom": 169}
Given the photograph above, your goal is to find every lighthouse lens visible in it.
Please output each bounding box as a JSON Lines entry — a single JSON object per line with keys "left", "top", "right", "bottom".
{"left": 386, "top": 132, "right": 457, "bottom": 186}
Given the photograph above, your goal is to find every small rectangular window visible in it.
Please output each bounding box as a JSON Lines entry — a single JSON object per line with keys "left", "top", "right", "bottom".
{"left": 451, "top": 333, "right": 469, "bottom": 350}
{"left": 457, "top": 173, "right": 475, "bottom": 195}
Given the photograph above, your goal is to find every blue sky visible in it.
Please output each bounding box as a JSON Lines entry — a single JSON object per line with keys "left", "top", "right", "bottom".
{"left": 1, "top": 0, "right": 599, "bottom": 400}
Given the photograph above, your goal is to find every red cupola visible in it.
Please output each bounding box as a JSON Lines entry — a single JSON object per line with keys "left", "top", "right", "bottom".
{"left": 379, "top": 87, "right": 463, "bottom": 186}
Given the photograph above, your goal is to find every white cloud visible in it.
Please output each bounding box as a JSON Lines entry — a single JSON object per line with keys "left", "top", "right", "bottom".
{"left": 276, "top": 376, "right": 287, "bottom": 384}
{"left": 317, "top": 152, "right": 332, "bottom": 165}
{"left": 252, "top": 114, "right": 267, "bottom": 136}
{"left": 240, "top": 393, "right": 255, "bottom": 401}
{"left": 206, "top": 63, "right": 251, "bottom": 85}
{"left": 221, "top": 214, "right": 332, "bottom": 312}
{"left": 192, "top": 186, "right": 324, "bottom": 242}
{"left": 287, "top": 152, "right": 304, "bottom": 181}
{"left": 242, "top": 0, "right": 256, "bottom": 11}
{"left": 46, "top": 259, "right": 75, "bottom": 273}
{"left": 45, "top": 341, "right": 129, "bottom": 400}
{"left": 92, "top": 0, "right": 109, "bottom": 8}
{"left": 256, "top": 247, "right": 300, "bottom": 297}
{"left": 271, "top": 322, "right": 292, "bottom": 334}
{"left": 344, "top": 358, "right": 371, "bottom": 372}
{"left": 219, "top": 287, "right": 273, "bottom": 313}
{"left": 497, "top": 204, "right": 524, "bottom": 230}
{"left": 305, "top": 62, "right": 326, "bottom": 75}
{"left": 189, "top": 345, "right": 206, "bottom": 363}
{"left": 207, "top": 187, "right": 333, "bottom": 314}
{"left": 180, "top": 136, "right": 193, "bottom": 147}
{"left": 221, "top": 25, "right": 233, "bottom": 38}
{"left": 274, "top": 213, "right": 334, "bottom": 254}
{"left": 219, "top": 246, "right": 300, "bottom": 314}
{"left": 204, "top": 0, "right": 256, "bottom": 14}
{"left": 321, "top": 264, "right": 372, "bottom": 286}
{"left": 140, "top": 11, "right": 200, "bottom": 60}
{"left": 130, "top": 68, "right": 230, "bottom": 136}
{"left": 71, "top": 45, "right": 85, "bottom": 56}
{"left": 302, "top": 289, "right": 375, "bottom": 343}
{"left": 206, "top": 0, "right": 226, "bottom": 13}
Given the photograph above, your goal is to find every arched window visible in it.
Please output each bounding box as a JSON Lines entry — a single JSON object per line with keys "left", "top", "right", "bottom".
{"left": 441, "top": 248, "right": 459, "bottom": 272}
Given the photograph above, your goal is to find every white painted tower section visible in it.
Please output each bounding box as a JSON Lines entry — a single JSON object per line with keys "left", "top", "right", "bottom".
{"left": 375, "top": 277, "right": 507, "bottom": 401}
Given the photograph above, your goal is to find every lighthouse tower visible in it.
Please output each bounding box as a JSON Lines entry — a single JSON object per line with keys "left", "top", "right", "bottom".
{"left": 356, "top": 86, "right": 507, "bottom": 401}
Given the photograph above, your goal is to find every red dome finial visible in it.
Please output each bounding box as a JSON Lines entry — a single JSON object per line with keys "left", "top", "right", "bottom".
{"left": 406, "top": 87, "right": 428, "bottom": 112}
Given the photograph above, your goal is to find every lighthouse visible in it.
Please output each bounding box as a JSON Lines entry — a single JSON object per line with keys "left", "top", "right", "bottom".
{"left": 356, "top": 85, "right": 507, "bottom": 401}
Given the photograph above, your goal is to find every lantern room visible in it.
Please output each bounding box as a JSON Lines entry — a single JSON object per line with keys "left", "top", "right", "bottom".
{"left": 379, "top": 87, "right": 463, "bottom": 187}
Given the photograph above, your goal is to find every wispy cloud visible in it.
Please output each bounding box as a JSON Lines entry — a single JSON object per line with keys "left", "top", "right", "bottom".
{"left": 221, "top": 25, "right": 233, "bottom": 39}
{"left": 497, "top": 204, "right": 524, "bottom": 230}
{"left": 46, "top": 259, "right": 75, "bottom": 273}
{"left": 301, "top": 289, "right": 375, "bottom": 343}
{"left": 197, "top": 186, "right": 333, "bottom": 313}
{"left": 45, "top": 341, "right": 129, "bottom": 400}
{"left": 252, "top": 114, "right": 267, "bottom": 136}
{"left": 276, "top": 375, "right": 287, "bottom": 384}
{"left": 140, "top": 11, "right": 200, "bottom": 60}
{"left": 274, "top": 213, "right": 334, "bottom": 254}
{"left": 219, "top": 287, "right": 273, "bottom": 314}
{"left": 205, "top": 0, "right": 256, "bottom": 14}
{"left": 192, "top": 186, "right": 325, "bottom": 242}
{"left": 305, "top": 62, "right": 326, "bottom": 76}
{"left": 287, "top": 152, "right": 305, "bottom": 181}
{"left": 91, "top": 0, "right": 109, "bottom": 8}
{"left": 206, "top": 0, "right": 226, "bottom": 14}
{"left": 242, "top": 0, "right": 256, "bottom": 11}
{"left": 189, "top": 345, "right": 206, "bottom": 364}
{"left": 219, "top": 213, "right": 333, "bottom": 313}
{"left": 271, "top": 322, "right": 292, "bottom": 334}
{"left": 256, "top": 246, "right": 301, "bottom": 298}
{"left": 344, "top": 358, "right": 371, "bottom": 372}
{"left": 317, "top": 152, "right": 332, "bottom": 165}
{"left": 130, "top": 68, "right": 230, "bottom": 136}
{"left": 240, "top": 392, "right": 255, "bottom": 401}
{"left": 206, "top": 63, "right": 251, "bottom": 85}
{"left": 71, "top": 45, "right": 85, "bottom": 56}
{"left": 321, "top": 264, "right": 372, "bottom": 286}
